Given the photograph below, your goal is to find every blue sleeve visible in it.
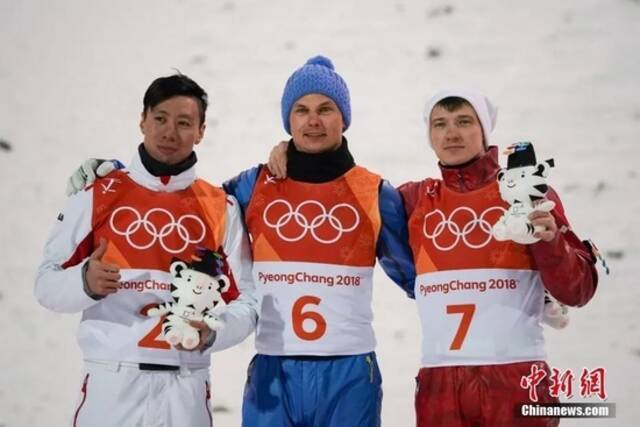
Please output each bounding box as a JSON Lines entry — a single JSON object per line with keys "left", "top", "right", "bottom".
{"left": 222, "top": 165, "right": 262, "bottom": 214}
{"left": 376, "top": 180, "right": 416, "bottom": 299}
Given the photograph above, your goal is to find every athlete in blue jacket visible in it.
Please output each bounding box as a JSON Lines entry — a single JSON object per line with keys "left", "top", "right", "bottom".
{"left": 224, "top": 56, "right": 414, "bottom": 427}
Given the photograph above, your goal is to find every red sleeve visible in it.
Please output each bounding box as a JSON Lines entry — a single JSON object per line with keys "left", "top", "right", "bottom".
{"left": 397, "top": 181, "right": 422, "bottom": 217}
{"left": 528, "top": 187, "right": 598, "bottom": 307}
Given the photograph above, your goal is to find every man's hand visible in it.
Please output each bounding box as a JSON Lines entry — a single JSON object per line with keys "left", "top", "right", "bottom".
{"left": 266, "top": 141, "right": 289, "bottom": 179}
{"left": 529, "top": 208, "right": 558, "bottom": 242}
{"left": 175, "top": 320, "right": 216, "bottom": 353}
{"left": 84, "top": 238, "right": 121, "bottom": 296}
{"left": 66, "top": 158, "right": 117, "bottom": 196}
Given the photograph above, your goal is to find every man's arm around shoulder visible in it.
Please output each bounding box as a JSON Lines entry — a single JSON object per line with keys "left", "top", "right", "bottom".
{"left": 222, "top": 166, "right": 263, "bottom": 214}
{"left": 377, "top": 181, "right": 417, "bottom": 299}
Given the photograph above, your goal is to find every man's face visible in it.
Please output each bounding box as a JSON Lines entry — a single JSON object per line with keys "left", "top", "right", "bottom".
{"left": 289, "top": 93, "right": 344, "bottom": 154}
{"left": 140, "top": 96, "right": 205, "bottom": 165}
{"left": 429, "top": 104, "right": 485, "bottom": 166}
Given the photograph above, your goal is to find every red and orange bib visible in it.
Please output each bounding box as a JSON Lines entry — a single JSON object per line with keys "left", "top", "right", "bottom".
{"left": 408, "top": 180, "right": 546, "bottom": 366}
{"left": 81, "top": 171, "right": 232, "bottom": 365}
{"left": 245, "top": 167, "right": 382, "bottom": 355}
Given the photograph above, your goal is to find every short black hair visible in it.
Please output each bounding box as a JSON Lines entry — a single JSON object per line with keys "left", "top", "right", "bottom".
{"left": 143, "top": 74, "right": 208, "bottom": 125}
{"left": 433, "top": 96, "right": 472, "bottom": 113}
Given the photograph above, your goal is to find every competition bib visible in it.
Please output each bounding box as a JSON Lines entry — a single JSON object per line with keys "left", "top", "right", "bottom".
{"left": 254, "top": 261, "right": 374, "bottom": 355}
{"left": 79, "top": 171, "right": 231, "bottom": 366}
{"left": 407, "top": 180, "right": 547, "bottom": 366}
{"left": 245, "top": 167, "right": 381, "bottom": 355}
{"left": 415, "top": 268, "right": 546, "bottom": 366}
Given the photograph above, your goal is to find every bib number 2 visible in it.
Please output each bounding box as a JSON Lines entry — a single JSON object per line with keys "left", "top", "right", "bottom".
{"left": 292, "top": 296, "right": 327, "bottom": 341}
{"left": 138, "top": 303, "right": 170, "bottom": 350}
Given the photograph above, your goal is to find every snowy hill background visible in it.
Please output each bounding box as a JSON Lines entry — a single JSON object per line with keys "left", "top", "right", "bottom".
{"left": 1, "top": 0, "right": 638, "bottom": 425}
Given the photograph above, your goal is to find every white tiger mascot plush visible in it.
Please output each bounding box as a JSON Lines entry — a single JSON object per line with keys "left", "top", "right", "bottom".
{"left": 492, "top": 142, "right": 556, "bottom": 244}
{"left": 492, "top": 142, "right": 569, "bottom": 329}
{"left": 147, "top": 248, "right": 231, "bottom": 350}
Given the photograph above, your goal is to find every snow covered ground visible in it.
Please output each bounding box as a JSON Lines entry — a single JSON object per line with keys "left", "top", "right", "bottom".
{"left": 1, "top": 0, "right": 638, "bottom": 425}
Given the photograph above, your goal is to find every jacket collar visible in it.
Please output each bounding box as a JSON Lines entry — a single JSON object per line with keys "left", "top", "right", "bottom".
{"left": 287, "top": 137, "right": 355, "bottom": 183}
{"left": 439, "top": 145, "right": 500, "bottom": 192}
{"left": 127, "top": 148, "right": 196, "bottom": 192}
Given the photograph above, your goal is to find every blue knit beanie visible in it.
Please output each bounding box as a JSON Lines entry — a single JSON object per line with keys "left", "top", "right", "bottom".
{"left": 281, "top": 55, "right": 351, "bottom": 135}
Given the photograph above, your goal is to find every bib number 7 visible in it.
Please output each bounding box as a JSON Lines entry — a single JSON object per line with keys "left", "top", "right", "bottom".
{"left": 446, "top": 304, "right": 476, "bottom": 350}
{"left": 292, "top": 296, "right": 327, "bottom": 341}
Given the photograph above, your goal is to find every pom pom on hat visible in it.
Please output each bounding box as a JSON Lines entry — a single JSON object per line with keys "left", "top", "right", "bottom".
{"left": 281, "top": 55, "right": 351, "bottom": 134}
{"left": 306, "top": 55, "right": 335, "bottom": 69}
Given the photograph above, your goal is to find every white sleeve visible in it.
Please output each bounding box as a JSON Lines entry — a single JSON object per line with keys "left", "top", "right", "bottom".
{"left": 207, "top": 195, "right": 257, "bottom": 353}
{"left": 34, "top": 188, "right": 102, "bottom": 313}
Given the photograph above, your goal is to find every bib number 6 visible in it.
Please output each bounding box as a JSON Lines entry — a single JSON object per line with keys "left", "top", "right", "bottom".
{"left": 292, "top": 296, "right": 327, "bottom": 341}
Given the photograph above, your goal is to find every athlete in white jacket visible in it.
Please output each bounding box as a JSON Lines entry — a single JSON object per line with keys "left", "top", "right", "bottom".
{"left": 35, "top": 74, "right": 257, "bottom": 427}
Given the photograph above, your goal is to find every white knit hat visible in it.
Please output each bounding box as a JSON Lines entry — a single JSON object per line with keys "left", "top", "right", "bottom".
{"left": 423, "top": 88, "right": 498, "bottom": 144}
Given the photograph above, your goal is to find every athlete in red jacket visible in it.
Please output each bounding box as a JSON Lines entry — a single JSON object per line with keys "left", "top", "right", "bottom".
{"left": 399, "top": 89, "right": 597, "bottom": 427}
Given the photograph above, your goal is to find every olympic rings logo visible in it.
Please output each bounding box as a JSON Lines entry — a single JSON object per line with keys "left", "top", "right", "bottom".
{"left": 422, "top": 206, "right": 505, "bottom": 251}
{"left": 263, "top": 199, "right": 360, "bottom": 244}
{"left": 109, "top": 206, "right": 206, "bottom": 254}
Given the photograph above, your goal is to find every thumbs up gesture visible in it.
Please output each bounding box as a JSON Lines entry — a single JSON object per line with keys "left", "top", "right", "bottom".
{"left": 85, "top": 238, "right": 121, "bottom": 297}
